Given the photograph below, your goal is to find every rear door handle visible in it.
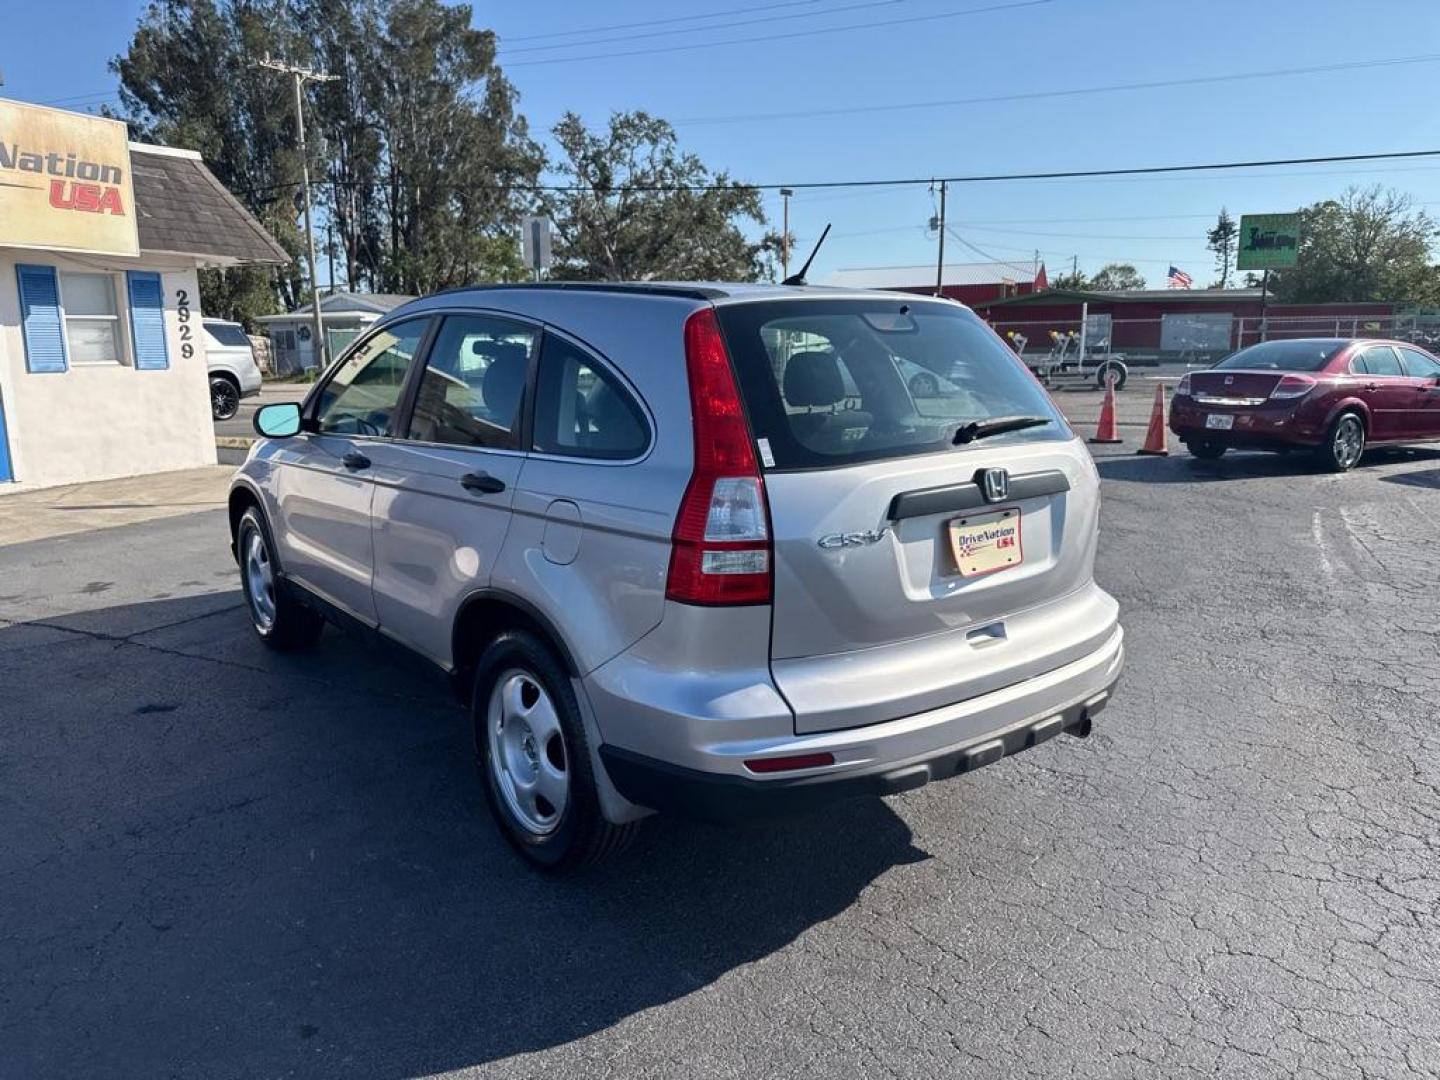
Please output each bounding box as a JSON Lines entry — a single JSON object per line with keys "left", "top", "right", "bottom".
{"left": 460, "top": 471, "right": 506, "bottom": 495}
{"left": 1365, "top": 383, "right": 1379, "bottom": 391}
{"left": 341, "top": 451, "right": 371, "bottom": 470}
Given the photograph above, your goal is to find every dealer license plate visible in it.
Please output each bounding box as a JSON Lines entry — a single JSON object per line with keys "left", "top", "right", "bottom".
{"left": 1204, "top": 413, "right": 1234, "bottom": 430}
{"left": 948, "top": 508, "right": 1023, "bottom": 577}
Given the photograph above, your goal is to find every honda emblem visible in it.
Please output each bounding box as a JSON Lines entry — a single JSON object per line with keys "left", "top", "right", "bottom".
{"left": 981, "top": 468, "right": 1008, "bottom": 503}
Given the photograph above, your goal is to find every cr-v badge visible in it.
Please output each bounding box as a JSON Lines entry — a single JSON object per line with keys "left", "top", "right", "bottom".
{"left": 818, "top": 528, "right": 889, "bottom": 549}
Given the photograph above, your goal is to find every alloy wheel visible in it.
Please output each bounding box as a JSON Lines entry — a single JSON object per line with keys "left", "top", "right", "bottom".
{"left": 211, "top": 378, "right": 240, "bottom": 420}
{"left": 1332, "top": 416, "right": 1363, "bottom": 469}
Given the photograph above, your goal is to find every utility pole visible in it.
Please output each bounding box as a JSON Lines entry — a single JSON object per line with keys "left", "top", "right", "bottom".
{"left": 933, "top": 179, "right": 947, "bottom": 298}
{"left": 779, "top": 188, "right": 794, "bottom": 280}
{"left": 255, "top": 55, "right": 337, "bottom": 370}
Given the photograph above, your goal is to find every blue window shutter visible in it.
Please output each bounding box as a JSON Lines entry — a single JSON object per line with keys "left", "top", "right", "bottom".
{"left": 15, "top": 265, "right": 68, "bottom": 373}
{"left": 127, "top": 271, "right": 169, "bottom": 371}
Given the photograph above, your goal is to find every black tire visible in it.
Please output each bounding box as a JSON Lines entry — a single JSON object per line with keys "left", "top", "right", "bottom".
{"left": 1315, "top": 412, "right": 1366, "bottom": 472}
{"left": 1187, "top": 439, "right": 1227, "bottom": 461}
{"left": 472, "top": 630, "right": 638, "bottom": 871}
{"left": 1095, "top": 363, "right": 1127, "bottom": 391}
{"left": 211, "top": 374, "right": 241, "bottom": 420}
{"left": 236, "top": 506, "right": 324, "bottom": 650}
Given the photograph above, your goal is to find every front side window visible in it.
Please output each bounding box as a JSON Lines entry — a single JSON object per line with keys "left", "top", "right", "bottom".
{"left": 716, "top": 300, "right": 1067, "bottom": 470}
{"left": 406, "top": 315, "right": 537, "bottom": 449}
{"left": 314, "top": 318, "right": 429, "bottom": 436}
{"left": 61, "top": 272, "right": 124, "bottom": 365}
{"left": 1399, "top": 347, "right": 1440, "bottom": 378}
{"left": 532, "top": 335, "right": 649, "bottom": 459}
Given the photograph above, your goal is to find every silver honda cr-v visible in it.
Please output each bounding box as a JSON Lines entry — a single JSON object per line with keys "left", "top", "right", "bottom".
{"left": 232, "top": 283, "right": 1123, "bottom": 870}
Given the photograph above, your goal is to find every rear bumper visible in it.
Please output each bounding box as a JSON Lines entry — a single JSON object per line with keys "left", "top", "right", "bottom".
{"left": 1169, "top": 397, "right": 1326, "bottom": 448}
{"left": 597, "top": 625, "right": 1123, "bottom": 822}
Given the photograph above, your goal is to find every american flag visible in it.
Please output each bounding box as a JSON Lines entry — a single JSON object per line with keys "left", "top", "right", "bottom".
{"left": 1167, "top": 265, "right": 1193, "bottom": 289}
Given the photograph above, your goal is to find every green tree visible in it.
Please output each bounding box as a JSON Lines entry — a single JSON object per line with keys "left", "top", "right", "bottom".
{"left": 539, "top": 111, "right": 777, "bottom": 281}
{"left": 113, "top": 0, "right": 543, "bottom": 319}
{"left": 1207, "top": 208, "right": 1238, "bottom": 288}
{"left": 1088, "top": 263, "right": 1146, "bottom": 291}
{"left": 359, "top": 0, "right": 541, "bottom": 293}
{"left": 112, "top": 0, "right": 310, "bottom": 325}
{"left": 1050, "top": 268, "right": 1090, "bottom": 290}
{"left": 1269, "top": 185, "right": 1440, "bottom": 305}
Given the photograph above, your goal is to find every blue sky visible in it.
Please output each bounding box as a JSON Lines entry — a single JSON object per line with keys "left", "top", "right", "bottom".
{"left": 4, "top": 0, "right": 1439, "bottom": 286}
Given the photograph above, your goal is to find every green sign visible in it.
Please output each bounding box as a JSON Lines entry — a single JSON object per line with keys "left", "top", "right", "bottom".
{"left": 1237, "top": 213, "right": 1301, "bottom": 270}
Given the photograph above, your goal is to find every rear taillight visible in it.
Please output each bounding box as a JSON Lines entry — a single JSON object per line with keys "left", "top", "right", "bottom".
{"left": 665, "top": 308, "right": 773, "bottom": 606}
{"left": 1270, "top": 374, "right": 1316, "bottom": 400}
{"left": 1174, "top": 373, "right": 1191, "bottom": 396}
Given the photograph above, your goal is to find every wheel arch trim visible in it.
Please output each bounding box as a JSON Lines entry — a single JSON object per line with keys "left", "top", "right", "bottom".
{"left": 451, "top": 587, "right": 584, "bottom": 680}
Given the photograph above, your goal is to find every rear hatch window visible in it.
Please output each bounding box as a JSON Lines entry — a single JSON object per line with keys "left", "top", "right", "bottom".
{"left": 1213, "top": 340, "right": 1344, "bottom": 372}
{"left": 715, "top": 299, "right": 1068, "bottom": 470}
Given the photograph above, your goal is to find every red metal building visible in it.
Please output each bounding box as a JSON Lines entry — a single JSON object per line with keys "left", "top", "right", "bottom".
{"left": 824, "top": 260, "right": 1047, "bottom": 307}
{"left": 971, "top": 288, "right": 1400, "bottom": 357}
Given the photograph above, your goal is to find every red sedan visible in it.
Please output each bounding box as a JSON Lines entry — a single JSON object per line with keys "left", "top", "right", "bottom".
{"left": 1169, "top": 338, "right": 1440, "bottom": 471}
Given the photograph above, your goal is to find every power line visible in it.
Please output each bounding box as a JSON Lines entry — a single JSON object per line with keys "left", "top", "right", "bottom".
{"left": 228, "top": 147, "right": 1440, "bottom": 200}
{"left": 499, "top": 0, "right": 903, "bottom": 55}
{"left": 501, "top": 0, "right": 824, "bottom": 43}
{"left": 959, "top": 223, "right": 1198, "bottom": 241}
{"left": 675, "top": 52, "right": 1440, "bottom": 125}
{"left": 34, "top": 88, "right": 119, "bottom": 106}
{"left": 503, "top": 0, "right": 1051, "bottom": 67}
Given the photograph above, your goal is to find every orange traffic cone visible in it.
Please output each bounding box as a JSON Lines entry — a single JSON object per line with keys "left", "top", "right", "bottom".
{"left": 1088, "top": 373, "right": 1123, "bottom": 444}
{"left": 1136, "top": 383, "right": 1169, "bottom": 456}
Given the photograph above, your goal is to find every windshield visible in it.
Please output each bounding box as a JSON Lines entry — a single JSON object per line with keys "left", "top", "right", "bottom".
{"left": 1214, "top": 340, "right": 1345, "bottom": 372}
{"left": 716, "top": 300, "right": 1068, "bottom": 470}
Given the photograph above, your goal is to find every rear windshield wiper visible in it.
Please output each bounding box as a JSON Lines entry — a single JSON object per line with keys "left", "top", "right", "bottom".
{"left": 952, "top": 415, "right": 1052, "bottom": 445}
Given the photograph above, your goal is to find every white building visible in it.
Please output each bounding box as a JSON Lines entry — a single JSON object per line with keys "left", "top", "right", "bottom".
{"left": 0, "top": 100, "right": 287, "bottom": 492}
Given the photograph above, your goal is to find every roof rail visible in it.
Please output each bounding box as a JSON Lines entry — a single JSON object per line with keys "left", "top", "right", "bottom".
{"left": 423, "top": 282, "right": 729, "bottom": 302}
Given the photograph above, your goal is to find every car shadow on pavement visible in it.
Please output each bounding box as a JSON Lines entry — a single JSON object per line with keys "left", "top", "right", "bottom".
{"left": 1096, "top": 444, "right": 1440, "bottom": 484}
{"left": 1378, "top": 466, "right": 1440, "bottom": 490}
{"left": 1, "top": 593, "right": 928, "bottom": 1079}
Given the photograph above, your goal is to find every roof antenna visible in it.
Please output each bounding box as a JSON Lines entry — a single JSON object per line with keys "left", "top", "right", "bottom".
{"left": 782, "top": 223, "right": 831, "bottom": 286}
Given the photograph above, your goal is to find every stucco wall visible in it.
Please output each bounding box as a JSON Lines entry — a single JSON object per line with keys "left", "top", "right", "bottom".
{"left": 0, "top": 250, "right": 216, "bottom": 492}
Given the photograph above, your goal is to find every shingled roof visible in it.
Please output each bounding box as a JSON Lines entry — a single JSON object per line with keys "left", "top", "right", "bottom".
{"left": 129, "top": 143, "right": 290, "bottom": 266}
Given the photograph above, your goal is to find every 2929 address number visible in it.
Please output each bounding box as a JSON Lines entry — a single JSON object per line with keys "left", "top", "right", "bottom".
{"left": 176, "top": 287, "right": 193, "bottom": 359}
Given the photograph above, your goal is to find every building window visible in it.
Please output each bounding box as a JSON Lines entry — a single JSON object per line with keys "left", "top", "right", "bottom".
{"left": 60, "top": 272, "right": 126, "bottom": 365}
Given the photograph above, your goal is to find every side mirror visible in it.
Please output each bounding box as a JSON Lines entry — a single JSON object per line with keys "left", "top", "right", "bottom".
{"left": 254, "top": 401, "right": 303, "bottom": 438}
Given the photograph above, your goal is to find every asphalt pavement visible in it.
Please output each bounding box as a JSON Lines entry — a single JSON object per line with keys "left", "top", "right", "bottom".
{"left": 4, "top": 439, "right": 1440, "bottom": 1078}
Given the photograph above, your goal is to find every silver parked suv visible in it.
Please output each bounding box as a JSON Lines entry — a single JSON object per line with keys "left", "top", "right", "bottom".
{"left": 233, "top": 284, "right": 1123, "bottom": 869}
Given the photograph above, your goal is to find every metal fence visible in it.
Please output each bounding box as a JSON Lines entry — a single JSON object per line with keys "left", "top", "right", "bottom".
{"left": 989, "top": 314, "right": 1440, "bottom": 366}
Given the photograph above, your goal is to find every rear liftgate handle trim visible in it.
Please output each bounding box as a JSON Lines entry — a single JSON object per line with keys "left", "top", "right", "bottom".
{"left": 887, "top": 468, "right": 1070, "bottom": 522}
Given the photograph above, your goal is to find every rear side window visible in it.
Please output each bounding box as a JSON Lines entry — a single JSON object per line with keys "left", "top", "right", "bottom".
{"left": 715, "top": 300, "right": 1067, "bottom": 470}
{"left": 532, "top": 335, "right": 648, "bottom": 459}
{"left": 205, "top": 322, "right": 251, "bottom": 347}
{"left": 407, "top": 314, "right": 537, "bottom": 450}
{"left": 1360, "top": 346, "right": 1403, "bottom": 377}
